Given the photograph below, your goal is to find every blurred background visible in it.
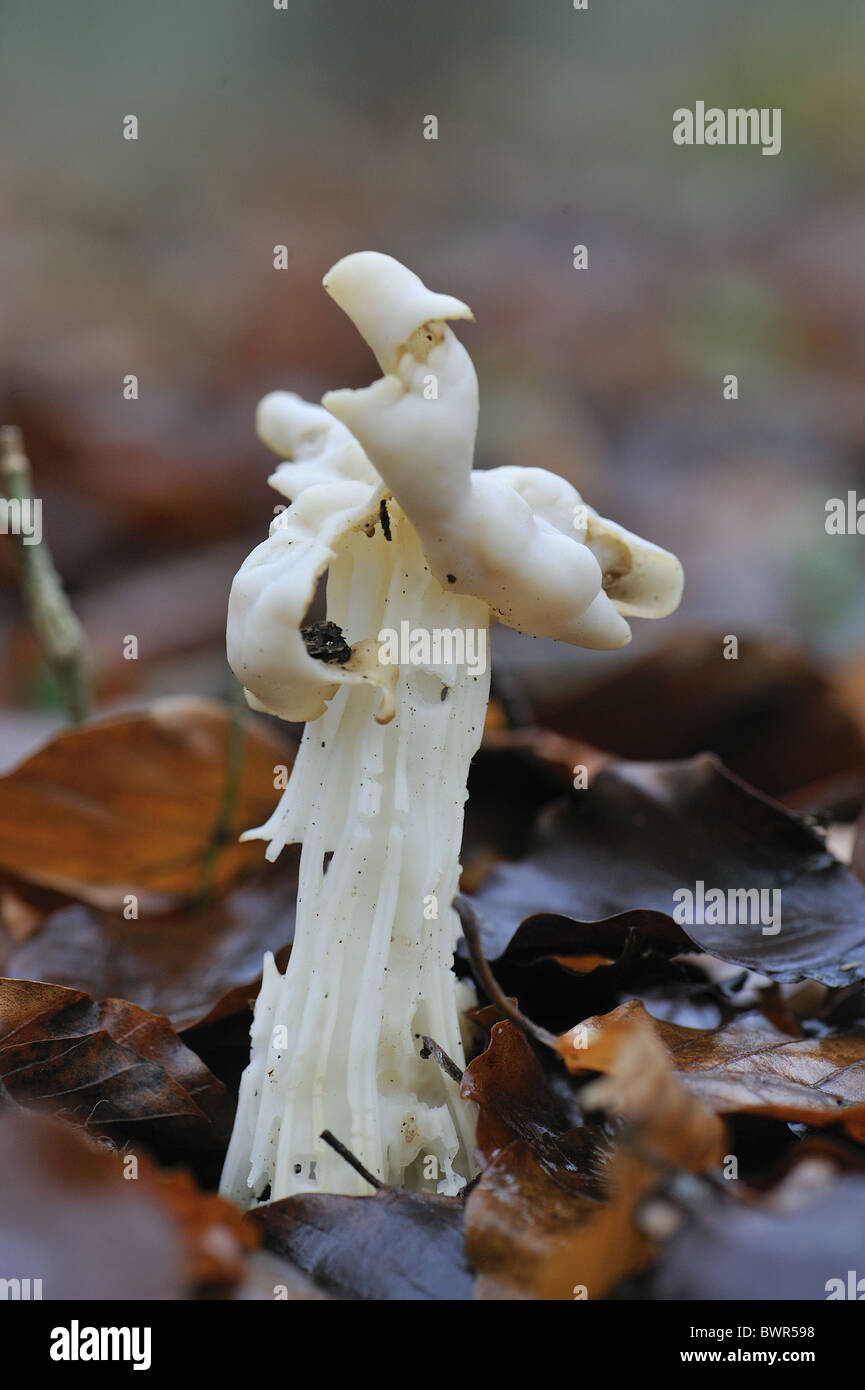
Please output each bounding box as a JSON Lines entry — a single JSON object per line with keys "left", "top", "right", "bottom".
{"left": 1, "top": 0, "right": 864, "bottom": 796}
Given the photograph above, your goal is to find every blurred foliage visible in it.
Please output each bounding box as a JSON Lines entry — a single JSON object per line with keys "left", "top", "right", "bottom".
{"left": 0, "top": 0, "right": 862, "bottom": 722}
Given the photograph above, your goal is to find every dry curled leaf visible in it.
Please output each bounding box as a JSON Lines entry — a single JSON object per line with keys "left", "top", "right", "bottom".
{"left": 559, "top": 999, "right": 726, "bottom": 1172}
{"left": 461, "top": 1019, "right": 584, "bottom": 1170}
{"left": 642, "top": 1003, "right": 865, "bottom": 1142}
{"left": 464, "top": 997, "right": 725, "bottom": 1301}
{"left": 0, "top": 978, "right": 233, "bottom": 1182}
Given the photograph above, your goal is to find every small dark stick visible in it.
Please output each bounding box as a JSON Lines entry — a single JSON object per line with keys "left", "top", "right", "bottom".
{"left": 419, "top": 1035, "right": 463, "bottom": 1084}
{"left": 319, "top": 1129, "right": 384, "bottom": 1190}
{"left": 454, "top": 894, "right": 558, "bottom": 1051}
{"left": 379, "top": 498, "right": 392, "bottom": 541}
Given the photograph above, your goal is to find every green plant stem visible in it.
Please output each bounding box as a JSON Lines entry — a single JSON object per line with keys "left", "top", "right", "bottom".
{"left": 0, "top": 425, "right": 90, "bottom": 723}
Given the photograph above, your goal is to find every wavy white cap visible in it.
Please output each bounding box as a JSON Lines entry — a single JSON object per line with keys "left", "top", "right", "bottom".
{"left": 321, "top": 252, "right": 683, "bottom": 650}
{"left": 323, "top": 251, "right": 473, "bottom": 373}
{"left": 256, "top": 391, "right": 379, "bottom": 499}
{"left": 227, "top": 253, "right": 684, "bottom": 726}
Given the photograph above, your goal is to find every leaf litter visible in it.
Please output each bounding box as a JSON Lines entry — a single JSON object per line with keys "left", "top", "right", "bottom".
{"left": 4, "top": 676, "right": 865, "bottom": 1299}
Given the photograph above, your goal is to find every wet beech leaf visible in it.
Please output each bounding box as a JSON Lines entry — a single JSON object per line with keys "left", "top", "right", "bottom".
{"left": 559, "top": 999, "right": 726, "bottom": 1172}
{"left": 230, "top": 1247, "right": 332, "bottom": 1301}
{"left": 626, "top": 1000, "right": 865, "bottom": 1141}
{"left": 250, "top": 1189, "right": 475, "bottom": 1301}
{"left": 0, "top": 979, "right": 233, "bottom": 1180}
{"left": 0, "top": 698, "right": 294, "bottom": 911}
{"left": 466, "top": 995, "right": 724, "bottom": 1300}
{"left": 469, "top": 755, "right": 865, "bottom": 987}
{"left": 461, "top": 1019, "right": 592, "bottom": 1174}
{"left": 465, "top": 1139, "right": 607, "bottom": 1300}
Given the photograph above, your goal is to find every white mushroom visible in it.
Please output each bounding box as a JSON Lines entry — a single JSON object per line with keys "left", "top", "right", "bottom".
{"left": 219, "top": 252, "right": 683, "bottom": 1207}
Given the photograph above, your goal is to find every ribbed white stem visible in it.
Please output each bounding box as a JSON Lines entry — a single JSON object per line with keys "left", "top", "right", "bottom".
{"left": 220, "top": 511, "right": 489, "bottom": 1204}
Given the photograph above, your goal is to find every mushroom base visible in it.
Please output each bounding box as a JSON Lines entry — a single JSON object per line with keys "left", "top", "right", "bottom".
{"left": 220, "top": 514, "right": 490, "bottom": 1203}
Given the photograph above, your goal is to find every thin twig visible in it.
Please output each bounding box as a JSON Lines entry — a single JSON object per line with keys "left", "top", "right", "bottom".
{"left": 195, "top": 679, "right": 247, "bottom": 909}
{"left": 454, "top": 894, "right": 558, "bottom": 1051}
{"left": 420, "top": 1035, "right": 463, "bottom": 1084}
{"left": 457, "top": 1171, "right": 483, "bottom": 1199}
{"left": 319, "top": 1129, "right": 384, "bottom": 1190}
{"left": 0, "top": 425, "right": 90, "bottom": 722}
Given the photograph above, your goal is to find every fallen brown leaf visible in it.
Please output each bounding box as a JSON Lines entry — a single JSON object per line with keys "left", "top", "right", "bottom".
{"left": 469, "top": 754, "right": 865, "bottom": 987}
{"left": 647, "top": 1002, "right": 865, "bottom": 1141}
{"left": 534, "top": 631, "right": 865, "bottom": 799}
{"left": 0, "top": 697, "right": 294, "bottom": 913}
{"left": 251, "top": 1188, "right": 475, "bottom": 1300}
{"left": 466, "top": 999, "right": 724, "bottom": 1300}
{"left": 146, "top": 1166, "right": 258, "bottom": 1290}
{"left": 465, "top": 1139, "right": 605, "bottom": 1300}
{"left": 0, "top": 1108, "right": 185, "bottom": 1300}
{"left": 461, "top": 1019, "right": 584, "bottom": 1169}
{"left": 0, "top": 978, "right": 233, "bottom": 1182}
{"left": 0, "top": 855, "right": 298, "bottom": 1031}
{"left": 559, "top": 999, "right": 726, "bottom": 1171}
